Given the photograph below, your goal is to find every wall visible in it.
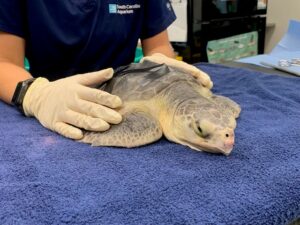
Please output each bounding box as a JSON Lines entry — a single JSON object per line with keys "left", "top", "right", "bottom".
{"left": 265, "top": 0, "right": 300, "bottom": 53}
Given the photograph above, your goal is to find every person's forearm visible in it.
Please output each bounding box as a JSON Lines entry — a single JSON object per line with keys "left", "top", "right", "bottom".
{"left": 141, "top": 30, "right": 175, "bottom": 58}
{"left": 0, "top": 61, "right": 32, "bottom": 104}
{"left": 144, "top": 44, "right": 175, "bottom": 58}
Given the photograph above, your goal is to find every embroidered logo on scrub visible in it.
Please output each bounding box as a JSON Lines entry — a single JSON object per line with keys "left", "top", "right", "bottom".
{"left": 108, "top": 4, "right": 141, "bottom": 14}
{"left": 166, "top": 1, "right": 173, "bottom": 11}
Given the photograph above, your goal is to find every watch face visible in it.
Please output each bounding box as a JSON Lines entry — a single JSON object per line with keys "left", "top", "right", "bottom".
{"left": 12, "top": 82, "right": 24, "bottom": 106}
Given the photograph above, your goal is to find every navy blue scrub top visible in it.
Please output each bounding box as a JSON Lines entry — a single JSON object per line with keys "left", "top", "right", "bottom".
{"left": 0, "top": 0, "right": 176, "bottom": 80}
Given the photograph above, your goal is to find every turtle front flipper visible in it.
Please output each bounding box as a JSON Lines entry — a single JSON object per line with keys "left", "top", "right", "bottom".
{"left": 80, "top": 112, "right": 163, "bottom": 148}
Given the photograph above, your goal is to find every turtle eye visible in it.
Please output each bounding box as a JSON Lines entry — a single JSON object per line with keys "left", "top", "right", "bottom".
{"left": 197, "top": 126, "right": 203, "bottom": 134}
{"left": 197, "top": 126, "right": 210, "bottom": 138}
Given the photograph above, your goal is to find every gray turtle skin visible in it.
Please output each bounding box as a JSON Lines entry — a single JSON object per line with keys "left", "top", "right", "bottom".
{"left": 81, "top": 61, "right": 241, "bottom": 155}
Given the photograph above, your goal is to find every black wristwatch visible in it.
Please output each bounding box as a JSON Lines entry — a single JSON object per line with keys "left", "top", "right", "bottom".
{"left": 11, "top": 78, "right": 36, "bottom": 114}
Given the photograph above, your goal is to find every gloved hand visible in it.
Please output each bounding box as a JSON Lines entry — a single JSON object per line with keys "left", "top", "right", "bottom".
{"left": 23, "top": 68, "right": 122, "bottom": 139}
{"left": 141, "top": 53, "right": 213, "bottom": 89}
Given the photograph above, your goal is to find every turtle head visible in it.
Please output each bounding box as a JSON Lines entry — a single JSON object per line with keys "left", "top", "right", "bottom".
{"left": 168, "top": 99, "right": 237, "bottom": 156}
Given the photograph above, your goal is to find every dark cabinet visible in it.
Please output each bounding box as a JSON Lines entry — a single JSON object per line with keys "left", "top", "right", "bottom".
{"left": 171, "top": 0, "right": 267, "bottom": 63}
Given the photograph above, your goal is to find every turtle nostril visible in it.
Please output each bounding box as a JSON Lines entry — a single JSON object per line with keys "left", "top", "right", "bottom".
{"left": 225, "top": 133, "right": 229, "bottom": 138}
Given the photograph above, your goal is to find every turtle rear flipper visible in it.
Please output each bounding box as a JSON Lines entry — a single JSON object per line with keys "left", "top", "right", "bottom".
{"left": 80, "top": 112, "right": 163, "bottom": 148}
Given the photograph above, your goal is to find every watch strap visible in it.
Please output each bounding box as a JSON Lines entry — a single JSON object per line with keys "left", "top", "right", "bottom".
{"left": 12, "top": 78, "right": 36, "bottom": 114}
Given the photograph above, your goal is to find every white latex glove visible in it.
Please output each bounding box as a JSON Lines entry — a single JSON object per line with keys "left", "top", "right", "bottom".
{"left": 141, "top": 53, "right": 213, "bottom": 89}
{"left": 23, "top": 68, "right": 122, "bottom": 139}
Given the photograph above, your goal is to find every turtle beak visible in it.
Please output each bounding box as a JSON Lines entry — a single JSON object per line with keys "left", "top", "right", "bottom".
{"left": 180, "top": 130, "right": 235, "bottom": 156}
{"left": 191, "top": 142, "right": 234, "bottom": 156}
{"left": 217, "top": 129, "right": 235, "bottom": 155}
{"left": 217, "top": 145, "right": 234, "bottom": 156}
{"left": 220, "top": 139, "right": 235, "bottom": 156}
{"left": 205, "top": 130, "right": 235, "bottom": 156}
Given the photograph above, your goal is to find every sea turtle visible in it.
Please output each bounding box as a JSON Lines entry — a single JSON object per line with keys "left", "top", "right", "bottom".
{"left": 81, "top": 61, "right": 241, "bottom": 155}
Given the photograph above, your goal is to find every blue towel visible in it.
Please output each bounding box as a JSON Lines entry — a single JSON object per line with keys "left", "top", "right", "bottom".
{"left": 0, "top": 64, "right": 299, "bottom": 225}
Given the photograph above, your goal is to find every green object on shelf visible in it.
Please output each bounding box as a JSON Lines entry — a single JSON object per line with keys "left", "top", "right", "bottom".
{"left": 24, "top": 58, "right": 30, "bottom": 71}
{"left": 134, "top": 47, "right": 143, "bottom": 63}
{"left": 206, "top": 31, "right": 258, "bottom": 64}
